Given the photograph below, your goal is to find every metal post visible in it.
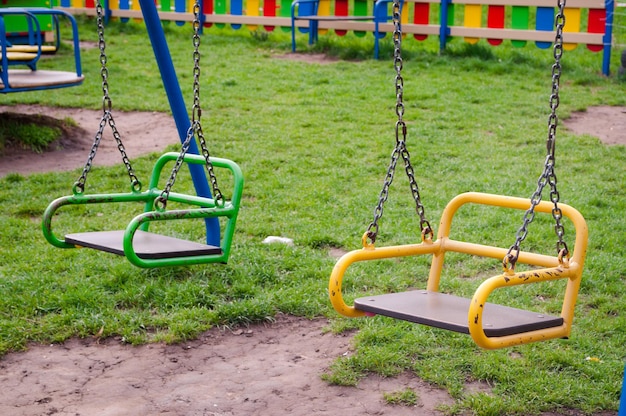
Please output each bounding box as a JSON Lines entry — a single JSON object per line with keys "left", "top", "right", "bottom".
{"left": 617, "top": 360, "right": 626, "bottom": 416}
{"left": 602, "top": 0, "right": 614, "bottom": 76}
{"left": 136, "top": 0, "right": 220, "bottom": 247}
{"left": 439, "top": 0, "right": 450, "bottom": 53}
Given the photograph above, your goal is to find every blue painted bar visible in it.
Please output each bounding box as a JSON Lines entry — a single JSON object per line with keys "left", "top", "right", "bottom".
{"left": 602, "top": 0, "right": 614, "bottom": 76}
{"left": 104, "top": 0, "right": 112, "bottom": 25}
{"left": 535, "top": 6, "right": 553, "bottom": 50}
{"left": 231, "top": 0, "right": 242, "bottom": 29}
{"left": 137, "top": 0, "right": 221, "bottom": 247}
{"left": 174, "top": 0, "right": 186, "bottom": 26}
{"left": 611, "top": 362, "right": 626, "bottom": 416}
{"left": 439, "top": 0, "right": 450, "bottom": 52}
{"left": 373, "top": 0, "right": 387, "bottom": 59}
{"left": 119, "top": 0, "right": 130, "bottom": 23}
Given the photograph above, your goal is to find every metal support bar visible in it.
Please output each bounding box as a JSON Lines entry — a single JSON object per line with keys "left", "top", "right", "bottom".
{"left": 617, "top": 367, "right": 626, "bottom": 416}
{"left": 603, "top": 0, "right": 614, "bottom": 76}
{"left": 439, "top": 0, "right": 451, "bottom": 52}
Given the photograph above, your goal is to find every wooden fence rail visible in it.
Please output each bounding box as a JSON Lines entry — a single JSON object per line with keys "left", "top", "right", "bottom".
{"left": 53, "top": 0, "right": 616, "bottom": 75}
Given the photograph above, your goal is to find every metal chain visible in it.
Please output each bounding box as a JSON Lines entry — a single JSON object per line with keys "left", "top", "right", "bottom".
{"left": 154, "top": 126, "right": 195, "bottom": 210}
{"left": 192, "top": 0, "right": 224, "bottom": 207}
{"left": 366, "top": 145, "right": 401, "bottom": 243}
{"left": 504, "top": 0, "right": 569, "bottom": 270}
{"left": 73, "top": 0, "right": 140, "bottom": 195}
{"left": 155, "top": 0, "right": 223, "bottom": 210}
{"left": 365, "top": 0, "right": 431, "bottom": 245}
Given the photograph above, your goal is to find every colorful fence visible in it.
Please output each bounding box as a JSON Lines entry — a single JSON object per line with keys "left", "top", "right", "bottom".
{"left": 53, "top": 0, "right": 615, "bottom": 75}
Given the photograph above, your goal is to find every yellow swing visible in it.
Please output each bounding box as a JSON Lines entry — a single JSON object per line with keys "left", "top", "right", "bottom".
{"left": 328, "top": 0, "right": 588, "bottom": 350}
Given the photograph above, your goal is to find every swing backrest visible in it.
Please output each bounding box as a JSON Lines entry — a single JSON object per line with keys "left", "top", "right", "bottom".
{"left": 428, "top": 192, "right": 587, "bottom": 291}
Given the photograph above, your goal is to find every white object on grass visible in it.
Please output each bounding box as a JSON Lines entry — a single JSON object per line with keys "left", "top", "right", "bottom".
{"left": 262, "top": 236, "right": 294, "bottom": 246}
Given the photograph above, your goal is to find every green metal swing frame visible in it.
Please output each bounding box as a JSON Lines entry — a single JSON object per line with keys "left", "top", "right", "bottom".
{"left": 42, "top": 152, "right": 244, "bottom": 268}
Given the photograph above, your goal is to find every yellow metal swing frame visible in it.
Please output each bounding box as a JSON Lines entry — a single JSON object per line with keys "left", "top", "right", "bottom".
{"left": 329, "top": 192, "right": 588, "bottom": 350}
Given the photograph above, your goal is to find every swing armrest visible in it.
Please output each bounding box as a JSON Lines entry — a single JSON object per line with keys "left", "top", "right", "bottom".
{"left": 42, "top": 191, "right": 153, "bottom": 248}
{"left": 145, "top": 151, "right": 244, "bottom": 226}
{"left": 468, "top": 263, "right": 584, "bottom": 349}
{"left": 20, "top": 8, "right": 82, "bottom": 75}
{"left": 121, "top": 205, "right": 238, "bottom": 268}
{"left": 329, "top": 241, "right": 440, "bottom": 318}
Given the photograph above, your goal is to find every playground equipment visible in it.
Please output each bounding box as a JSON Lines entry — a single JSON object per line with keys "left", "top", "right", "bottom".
{"left": 621, "top": 365, "right": 626, "bottom": 416}
{"left": 290, "top": 0, "right": 397, "bottom": 58}
{"left": 0, "top": 8, "right": 83, "bottom": 93}
{"left": 328, "top": 0, "right": 588, "bottom": 349}
{"left": 54, "top": 0, "right": 615, "bottom": 76}
{"left": 1, "top": 0, "right": 63, "bottom": 54}
{"left": 42, "top": 0, "right": 243, "bottom": 268}
{"left": 288, "top": 0, "right": 613, "bottom": 72}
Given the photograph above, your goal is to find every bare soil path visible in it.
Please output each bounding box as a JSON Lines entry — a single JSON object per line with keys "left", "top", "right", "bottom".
{"left": 0, "top": 315, "right": 458, "bottom": 416}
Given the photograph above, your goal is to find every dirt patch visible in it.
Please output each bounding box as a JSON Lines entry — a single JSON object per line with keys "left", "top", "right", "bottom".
{"left": 276, "top": 52, "right": 341, "bottom": 65}
{"left": 0, "top": 105, "right": 180, "bottom": 177}
{"left": 0, "top": 315, "right": 454, "bottom": 416}
{"left": 564, "top": 106, "right": 626, "bottom": 146}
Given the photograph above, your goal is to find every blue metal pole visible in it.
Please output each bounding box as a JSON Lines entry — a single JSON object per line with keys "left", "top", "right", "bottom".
{"left": 602, "top": 0, "right": 614, "bottom": 76}
{"left": 136, "top": 0, "right": 220, "bottom": 247}
{"left": 439, "top": 0, "right": 450, "bottom": 54}
{"left": 617, "top": 367, "right": 626, "bottom": 416}
{"left": 104, "top": 0, "right": 111, "bottom": 25}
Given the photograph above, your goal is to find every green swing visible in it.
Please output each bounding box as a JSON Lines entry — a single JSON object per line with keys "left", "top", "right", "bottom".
{"left": 42, "top": 1, "right": 243, "bottom": 268}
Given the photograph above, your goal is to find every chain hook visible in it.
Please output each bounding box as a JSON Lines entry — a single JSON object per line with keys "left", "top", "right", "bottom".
{"left": 395, "top": 120, "right": 406, "bottom": 143}
{"left": 102, "top": 96, "right": 112, "bottom": 114}
{"left": 192, "top": 103, "right": 201, "bottom": 124}
{"left": 421, "top": 223, "right": 434, "bottom": 242}
{"left": 502, "top": 253, "right": 517, "bottom": 275}
{"left": 362, "top": 232, "right": 376, "bottom": 249}
{"left": 557, "top": 247, "right": 570, "bottom": 266}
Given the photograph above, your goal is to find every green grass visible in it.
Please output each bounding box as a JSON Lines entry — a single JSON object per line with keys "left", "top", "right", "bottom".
{"left": 1, "top": 15, "right": 626, "bottom": 416}
{"left": 0, "top": 113, "right": 68, "bottom": 153}
{"left": 384, "top": 387, "right": 420, "bottom": 406}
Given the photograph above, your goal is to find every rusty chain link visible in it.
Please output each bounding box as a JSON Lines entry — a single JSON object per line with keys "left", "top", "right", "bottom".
{"left": 155, "top": 0, "right": 223, "bottom": 211}
{"left": 365, "top": 0, "right": 432, "bottom": 245}
{"left": 73, "top": 0, "right": 140, "bottom": 195}
{"left": 504, "top": 0, "right": 569, "bottom": 271}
